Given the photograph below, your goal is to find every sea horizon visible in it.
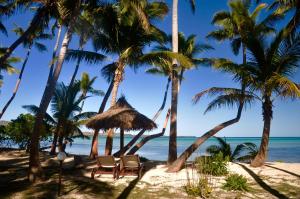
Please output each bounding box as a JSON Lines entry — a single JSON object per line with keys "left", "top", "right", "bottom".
{"left": 56, "top": 136, "right": 300, "bottom": 163}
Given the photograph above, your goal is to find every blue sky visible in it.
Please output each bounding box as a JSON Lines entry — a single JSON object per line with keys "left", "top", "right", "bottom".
{"left": 0, "top": 0, "right": 299, "bottom": 137}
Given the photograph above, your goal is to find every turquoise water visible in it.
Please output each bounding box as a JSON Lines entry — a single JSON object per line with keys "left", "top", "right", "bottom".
{"left": 64, "top": 136, "right": 300, "bottom": 162}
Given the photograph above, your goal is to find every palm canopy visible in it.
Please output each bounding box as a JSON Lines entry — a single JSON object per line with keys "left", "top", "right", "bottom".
{"left": 207, "top": 0, "right": 280, "bottom": 55}
{"left": 245, "top": 29, "right": 300, "bottom": 100}
{"left": 269, "top": 0, "right": 300, "bottom": 35}
{"left": 12, "top": 25, "right": 52, "bottom": 52}
{"left": 143, "top": 32, "right": 213, "bottom": 78}
{"left": 91, "top": 0, "right": 168, "bottom": 67}
{"left": 0, "top": 49, "right": 20, "bottom": 87}
{"left": 24, "top": 81, "right": 97, "bottom": 139}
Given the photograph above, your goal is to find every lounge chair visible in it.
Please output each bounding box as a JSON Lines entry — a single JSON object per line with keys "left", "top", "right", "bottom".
{"left": 91, "top": 155, "right": 119, "bottom": 179}
{"left": 119, "top": 155, "right": 144, "bottom": 179}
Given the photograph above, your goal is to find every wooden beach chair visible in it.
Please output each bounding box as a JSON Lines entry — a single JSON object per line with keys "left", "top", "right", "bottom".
{"left": 119, "top": 155, "right": 144, "bottom": 179}
{"left": 91, "top": 155, "right": 119, "bottom": 179}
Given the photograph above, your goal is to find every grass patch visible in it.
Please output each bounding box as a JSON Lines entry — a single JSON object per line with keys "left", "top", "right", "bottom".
{"left": 222, "top": 174, "right": 249, "bottom": 192}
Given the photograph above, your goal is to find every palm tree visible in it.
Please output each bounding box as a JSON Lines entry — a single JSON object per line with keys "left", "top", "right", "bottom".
{"left": 119, "top": 33, "right": 211, "bottom": 156}
{"left": 0, "top": 26, "right": 52, "bottom": 119}
{"left": 78, "top": 72, "right": 104, "bottom": 111}
{"left": 206, "top": 137, "right": 258, "bottom": 162}
{"left": 168, "top": 0, "right": 196, "bottom": 164}
{"left": 28, "top": 0, "right": 96, "bottom": 182}
{"left": 245, "top": 30, "right": 300, "bottom": 167}
{"left": 91, "top": 1, "right": 168, "bottom": 155}
{"left": 207, "top": 0, "right": 278, "bottom": 70}
{"left": 24, "top": 81, "right": 96, "bottom": 153}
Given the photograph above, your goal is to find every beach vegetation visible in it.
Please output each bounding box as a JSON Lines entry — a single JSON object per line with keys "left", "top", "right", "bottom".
{"left": 4, "top": 114, "right": 52, "bottom": 151}
{"left": 184, "top": 177, "right": 212, "bottom": 198}
{"left": 196, "top": 152, "right": 229, "bottom": 176}
{"left": 206, "top": 137, "right": 258, "bottom": 163}
{"left": 222, "top": 173, "right": 249, "bottom": 191}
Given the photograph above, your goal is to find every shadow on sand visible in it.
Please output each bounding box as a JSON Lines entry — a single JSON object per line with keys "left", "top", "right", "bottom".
{"left": 237, "top": 163, "right": 288, "bottom": 199}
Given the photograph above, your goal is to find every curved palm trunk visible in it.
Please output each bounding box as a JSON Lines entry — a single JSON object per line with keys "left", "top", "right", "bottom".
{"left": 48, "top": 23, "right": 62, "bottom": 79}
{"left": 167, "top": 98, "right": 244, "bottom": 172}
{"left": 69, "top": 45, "right": 84, "bottom": 87}
{"left": 251, "top": 96, "right": 272, "bottom": 167}
{"left": 90, "top": 79, "right": 114, "bottom": 158}
{"left": 113, "top": 77, "right": 171, "bottom": 157}
{"left": 0, "top": 45, "right": 32, "bottom": 119}
{"left": 0, "top": 7, "right": 47, "bottom": 66}
{"left": 127, "top": 109, "right": 171, "bottom": 155}
{"left": 168, "top": 0, "right": 179, "bottom": 164}
{"left": 105, "top": 60, "right": 125, "bottom": 155}
{"left": 28, "top": 24, "right": 74, "bottom": 182}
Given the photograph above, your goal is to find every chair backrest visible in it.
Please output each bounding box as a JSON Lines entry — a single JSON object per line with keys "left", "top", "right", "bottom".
{"left": 121, "top": 155, "right": 140, "bottom": 168}
{"left": 97, "top": 155, "right": 116, "bottom": 167}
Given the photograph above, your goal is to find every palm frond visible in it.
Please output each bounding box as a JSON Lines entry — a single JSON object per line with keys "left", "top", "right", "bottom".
{"left": 66, "top": 49, "right": 106, "bottom": 65}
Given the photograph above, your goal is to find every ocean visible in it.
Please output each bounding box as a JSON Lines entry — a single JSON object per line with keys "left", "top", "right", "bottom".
{"left": 64, "top": 136, "right": 300, "bottom": 162}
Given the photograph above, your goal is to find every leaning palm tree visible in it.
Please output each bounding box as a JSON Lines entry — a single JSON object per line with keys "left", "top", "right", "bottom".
{"left": 206, "top": 136, "right": 258, "bottom": 162}
{"left": 28, "top": 0, "right": 96, "bottom": 182}
{"left": 0, "top": 26, "right": 52, "bottom": 119}
{"left": 245, "top": 30, "right": 300, "bottom": 167}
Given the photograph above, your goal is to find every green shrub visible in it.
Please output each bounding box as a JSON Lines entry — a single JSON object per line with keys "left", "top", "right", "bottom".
{"left": 184, "top": 177, "right": 212, "bottom": 198}
{"left": 196, "top": 152, "right": 229, "bottom": 176}
{"left": 223, "top": 174, "right": 249, "bottom": 191}
{"left": 139, "top": 156, "right": 149, "bottom": 162}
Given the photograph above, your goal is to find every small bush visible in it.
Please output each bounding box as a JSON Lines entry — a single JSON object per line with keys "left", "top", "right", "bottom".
{"left": 184, "top": 177, "right": 212, "bottom": 198}
{"left": 196, "top": 152, "right": 229, "bottom": 176}
{"left": 223, "top": 174, "right": 249, "bottom": 191}
{"left": 139, "top": 156, "right": 149, "bottom": 162}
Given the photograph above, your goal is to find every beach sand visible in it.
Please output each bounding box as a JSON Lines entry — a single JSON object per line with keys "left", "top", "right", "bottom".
{"left": 1, "top": 149, "right": 300, "bottom": 198}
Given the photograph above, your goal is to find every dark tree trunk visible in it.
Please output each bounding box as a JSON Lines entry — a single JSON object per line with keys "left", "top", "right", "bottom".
{"left": 251, "top": 96, "right": 273, "bottom": 167}
{"left": 105, "top": 60, "right": 124, "bottom": 155}
{"left": 69, "top": 45, "right": 83, "bottom": 87}
{"left": 90, "top": 79, "right": 114, "bottom": 158}
{"left": 0, "top": 45, "right": 32, "bottom": 119}
{"left": 28, "top": 23, "right": 74, "bottom": 182}
{"left": 48, "top": 23, "right": 62, "bottom": 79}
{"left": 113, "top": 77, "right": 171, "bottom": 157}
{"left": 120, "top": 128, "right": 124, "bottom": 156}
{"left": 127, "top": 109, "right": 171, "bottom": 155}
{"left": 50, "top": 123, "right": 61, "bottom": 155}
{"left": 168, "top": 69, "right": 178, "bottom": 164}
{"left": 167, "top": 98, "right": 244, "bottom": 172}
{"left": 0, "top": 7, "right": 47, "bottom": 66}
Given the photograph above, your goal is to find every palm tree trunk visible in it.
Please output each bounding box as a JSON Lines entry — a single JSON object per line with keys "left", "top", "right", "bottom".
{"left": 28, "top": 24, "right": 74, "bottom": 182}
{"left": 90, "top": 79, "right": 114, "bottom": 158}
{"left": 168, "top": 0, "right": 179, "bottom": 164}
{"left": 168, "top": 70, "right": 179, "bottom": 164}
{"left": 127, "top": 109, "right": 171, "bottom": 155}
{"left": 105, "top": 60, "right": 125, "bottom": 155}
{"left": 0, "top": 45, "right": 32, "bottom": 119}
{"left": 167, "top": 96, "right": 244, "bottom": 172}
{"left": 48, "top": 23, "right": 62, "bottom": 79}
{"left": 113, "top": 77, "right": 171, "bottom": 157}
{"left": 251, "top": 95, "right": 273, "bottom": 167}
{"left": 69, "top": 45, "right": 84, "bottom": 87}
{"left": 0, "top": 7, "right": 47, "bottom": 66}
{"left": 50, "top": 121, "right": 61, "bottom": 155}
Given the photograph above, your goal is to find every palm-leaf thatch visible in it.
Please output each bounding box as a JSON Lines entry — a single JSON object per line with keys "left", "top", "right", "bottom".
{"left": 86, "top": 96, "right": 157, "bottom": 131}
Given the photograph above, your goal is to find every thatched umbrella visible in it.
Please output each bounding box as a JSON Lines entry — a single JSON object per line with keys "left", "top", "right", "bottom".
{"left": 86, "top": 96, "right": 157, "bottom": 155}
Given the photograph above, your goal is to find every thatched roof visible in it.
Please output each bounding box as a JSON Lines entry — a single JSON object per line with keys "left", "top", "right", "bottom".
{"left": 86, "top": 96, "right": 157, "bottom": 131}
